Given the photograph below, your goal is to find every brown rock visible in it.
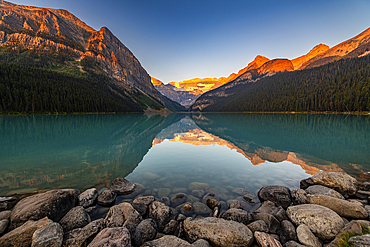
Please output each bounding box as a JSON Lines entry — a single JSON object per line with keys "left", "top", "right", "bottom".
{"left": 132, "top": 196, "right": 155, "bottom": 216}
{"left": 111, "top": 177, "right": 136, "bottom": 195}
{"left": 308, "top": 171, "right": 358, "bottom": 196}
{"left": 305, "top": 185, "right": 345, "bottom": 199}
{"left": 31, "top": 222, "right": 63, "bottom": 247}
{"left": 254, "top": 231, "right": 283, "bottom": 247}
{"left": 63, "top": 219, "right": 105, "bottom": 247}
{"left": 88, "top": 227, "right": 131, "bottom": 247}
{"left": 258, "top": 186, "right": 291, "bottom": 209}
{"left": 59, "top": 206, "right": 91, "bottom": 232}
{"left": 291, "top": 189, "right": 307, "bottom": 205}
{"left": 142, "top": 235, "right": 192, "bottom": 247}
{"left": 148, "top": 201, "right": 173, "bottom": 231}
{"left": 296, "top": 224, "right": 322, "bottom": 247}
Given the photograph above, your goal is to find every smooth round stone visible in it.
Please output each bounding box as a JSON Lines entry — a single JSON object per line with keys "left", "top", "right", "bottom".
{"left": 193, "top": 202, "right": 212, "bottom": 216}
{"left": 192, "top": 190, "right": 206, "bottom": 198}
{"left": 97, "top": 190, "right": 117, "bottom": 207}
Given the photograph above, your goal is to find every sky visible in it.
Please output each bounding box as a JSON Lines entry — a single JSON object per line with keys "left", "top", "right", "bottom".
{"left": 10, "top": 0, "right": 370, "bottom": 83}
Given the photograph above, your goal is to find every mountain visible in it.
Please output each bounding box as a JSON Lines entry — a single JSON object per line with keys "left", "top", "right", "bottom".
{"left": 0, "top": 0, "right": 173, "bottom": 113}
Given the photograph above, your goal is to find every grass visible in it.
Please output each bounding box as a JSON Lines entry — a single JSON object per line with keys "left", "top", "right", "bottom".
{"left": 338, "top": 224, "right": 370, "bottom": 247}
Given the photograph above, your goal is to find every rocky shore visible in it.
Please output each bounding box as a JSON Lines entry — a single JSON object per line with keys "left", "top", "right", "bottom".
{"left": 0, "top": 171, "right": 370, "bottom": 246}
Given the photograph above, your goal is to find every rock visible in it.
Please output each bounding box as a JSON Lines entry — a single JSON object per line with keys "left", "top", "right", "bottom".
{"left": 96, "top": 190, "right": 117, "bottom": 207}
{"left": 105, "top": 202, "right": 142, "bottom": 237}
{"left": 0, "top": 219, "right": 9, "bottom": 235}
{"left": 192, "top": 239, "right": 211, "bottom": 247}
{"left": 192, "top": 190, "right": 206, "bottom": 198}
{"left": 59, "top": 206, "right": 91, "bottom": 232}
{"left": 258, "top": 186, "right": 291, "bottom": 209}
{"left": 306, "top": 194, "right": 368, "bottom": 219}
{"left": 180, "top": 204, "right": 194, "bottom": 217}
{"left": 221, "top": 208, "right": 252, "bottom": 225}
{"left": 160, "top": 197, "right": 170, "bottom": 206}
{"left": 85, "top": 206, "right": 98, "bottom": 215}
{"left": 175, "top": 221, "right": 184, "bottom": 238}
{"left": 142, "top": 235, "right": 193, "bottom": 246}
{"left": 233, "top": 188, "right": 250, "bottom": 196}
{"left": 78, "top": 188, "right": 98, "bottom": 208}
{"left": 253, "top": 201, "right": 288, "bottom": 222}
{"left": 212, "top": 207, "right": 220, "bottom": 218}
{"left": 111, "top": 177, "right": 136, "bottom": 195}
{"left": 308, "top": 171, "right": 358, "bottom": 196}
{"left": 291, "top": 189, "right": 307, "bottom": 205}
{"left": 184, "top": 217, "right": 254, "bottom": 247}
{"left": 132, "top": 196, "right": 155, "bottom": 216}
{"left": 0, "top": 197, "right": 16, "bottom": 211}
{"left": 300, "top": 177, "right": 314, "bottom": 190}
{"left": 158, "top": 188, "right": 171, "bottom": 198}
{"left": 176, "top": 214, "right": 187, "bottom": 221}
{"left": 326, "top": 220, "right": 363, "bottom": 247}
{"left": 88, "top": 227, "right": 131, "bottom": 247}
{"left": 149, "top": 201, "right": 173, "bottom": 231}
{"left": 133, "top": 218, "right": 157, "bottom": 246}
{"left": 188, "top": 182, "right": 210, "bottom": 191}
{"left": 0, "top": 211, "right": 11, "bottom": 221}
{"left": 31, "top": 222, "right": 63, "bottom": 247}
{"left": 254, "top": 231, "right": 283, "bottom": 247}
{"left": 355, "top": 190, "right": 370, "bottom": 200}
{"left": 286, "top": 204, "right": 344, "bottom": 241}
{"left": 252, "top": 212, "right": 280, "bottom": 234}
{"left": 9, "top": 189, "right": 79, "bottom": 230}
{"left": 63, "top": 219, "right": 105, "bottom": 247}
{"left": 193, "top": 202, "right": 212, "bottom": 216}
{"left": 171, "top": 193, "right": 188, "bottom": 207}
{"left": 348, "top": 234, "right": 370, "bottom": 247}
{"left": 296, "top": 224, "right": 321, "bottom": 247}
{"left": 122, "top": 183, "right": 145, "bottom": 199}
{"left": 206, "top": 198, "right": 221, "bottom": 210}
{"left": 359, "top": 182, "right": 370, "bottom": 191}
{"left": 355, "top": 220, "right": 370, "bottom": 229}
{"left": 284, "top": 240, "right": 306, "bottom": 247}
{"left": 163, "top": 219, "right": 179, "bottom": 235}
{"left": 243, "top": 191, "right": 259, "bottom": 204}
{"left": 280, "top": 220, "right": 297, "bottom": 244}
{"left": 187, "top": 195, "right": 200, "bottom": 203}
{"left": 305, "top": 185, "right": 345, "bottom": 199}
{"left": 229, "top": 200, "right": 243, "bottom": 209}
{"left": 270, "top": 234, "right": 280, "bottom": 241}
{"left": 247, "top": 220, "right": 268, "bottom": 233}
{"left": 143, "top": 172, "right": 160, "bottom": 181}
{"left": 202, "top": 193, "right": 220, "bottom": 205}
{"left": 0, "top": 217, "right": 53, "bottom": 247}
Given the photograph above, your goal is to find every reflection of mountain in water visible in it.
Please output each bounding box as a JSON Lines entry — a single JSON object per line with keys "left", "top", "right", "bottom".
{"left": 0, "top": 114, "right": 183, "bottom": 195}
{"left": 191, "top": 113, "right": 370, "bottom": 179}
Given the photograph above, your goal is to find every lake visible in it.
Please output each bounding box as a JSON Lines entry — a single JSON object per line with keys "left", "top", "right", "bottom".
{"left": 1, "top": 113, "right": 369, "bottom": 215}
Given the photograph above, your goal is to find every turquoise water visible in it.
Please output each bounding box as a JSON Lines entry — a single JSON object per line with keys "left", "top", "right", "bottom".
{"left": 0, "top": 113, "right": 369, "bottom": 198}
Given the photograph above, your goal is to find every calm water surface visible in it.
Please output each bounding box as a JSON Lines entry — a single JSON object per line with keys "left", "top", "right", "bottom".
{"left": 1, "top": 113, "right": 369, "bottom": 215}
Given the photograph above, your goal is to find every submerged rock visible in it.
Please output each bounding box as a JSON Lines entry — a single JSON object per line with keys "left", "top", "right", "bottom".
{"left": 111, "top": 177, "right": 136, "bottom": 195}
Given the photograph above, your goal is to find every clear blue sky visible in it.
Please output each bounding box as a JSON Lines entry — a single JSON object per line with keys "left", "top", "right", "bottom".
{"left": 11, "top": 0, "right": 370, "bottom": 83}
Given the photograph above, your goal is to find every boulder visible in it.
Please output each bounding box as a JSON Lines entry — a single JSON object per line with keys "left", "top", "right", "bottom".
{"left": 290, "top": 189, "right": 307, "bottom": 205}
{"left": 133, "top": 218, "right": 157, "bottom": 246}
{"left": 229, "top": 200, "right": 243, "bottom": 210}
{"left": 148, "top": 201, "right": 173, "bottom": 231}
{"left": 296, "top": 224, "right": 322, "bottom": 247}
{"left": 132, "top": 196, "right": 155, "bottom": 216}
{"left": 0, "top": 219, "right": 9, "bottom": 235}
{"left": 31, "top": 222, "right": 63, "bottom": 247}
{"left": 184, "top": 217, "right": 254, "bottom": 247}
{"left": 110, "top": 177, "right": 136, "bottom": 195}
{"left": 96, "top": 190, "right": 116, "bottom": 207}
{"left": 280, "top": 220, "right": 297, "bottom": 244}
{"left": 63, "top": 219, "right": 105, "bottom": 247}
{"left": 307, "top": 171, "right": 358, "bottom": 196}
{"left": 247, "top": 220, "right": 268, "bottom": 233}
{"left": 348, "top": 234, "right": 370, "bottom": 247}
{"left": 252, "top": 212, "right": 280, "bottom": 234}
{"left": 258, "top": 186, "right": 291, "bottom": 209}
{"left": 9, "top": 189, "right": 79, "bottom": 230}
{"left": 104, "top": 202, "right": 142, "bottom": 236}
{"left": 191, "top": 190, "right": 206, "bottom": 198}
{"left": 0, "top": 217, "right": 53, "bottom": 247}
{"left": 326, "top": 220, "right": 363, "bottom": 247}
{"left": 193, "top": 202, "right": 212, "bottom": 216}
{"left": 142, "top": 235, "right": 193, "bottom": 246}
{"left": 221, "top": 208, "right": 253, "bottom": 225}
{"left": 305, "top": 185, "right": 345, "bottom": 199}
{"left": 306, "top": 194, "right": 368, "bottom": 219}
{"left": 188, "top": 182, "right": 210, "bottom": 191}
{"left": 163, "top": 219, "right": 179, "bottom": 235}
{"left": 59, "top": 206, "right": 91, "bottom": 232}
{"left": 171, "top": 193, "right": 188, "bottom": 207}
{"left": 78, "top": 188, "right": 98, "bottom": 208}
{"left": 192, "top": 239, "right": 211, "bottom": 247}
{"left": 286, "top": 204, "right": 344, "bottom": 241}
{"left": 254, "top": 231, "right": 282, "bottom": 247}
{"left": 87, "top": 227, "right": 131, "bottom": 247}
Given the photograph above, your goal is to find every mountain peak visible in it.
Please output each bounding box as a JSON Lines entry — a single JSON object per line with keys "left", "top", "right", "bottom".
{"left": 292, "top": 44, "right": 329, "bottom": 70}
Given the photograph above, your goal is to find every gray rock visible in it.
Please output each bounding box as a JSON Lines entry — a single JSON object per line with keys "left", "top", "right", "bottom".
{"left": 160, "top": 197, "right": 170, "bottom": 206}
{"left": 305, "top": 185, "right": 345, "bottom": 199}
{"left": 192, "top": 190, "right": 206, "bottom": 198}
{"left": 31, "top": 222, "right": 63, "bottom": 247}
{"left": 286, "top": 204, "right": 344, "bottom": 241}
{"left": 111, "top": 177, "right": 136, "bottom": 195}
{"left": 308, "top": 171, "right": 358, "bottom": 196}
{"left": 206, "top": 198, "right": 221, "bottom": 210}
{"left": 163, "top": 219, "right": 179, "bottom": 235}
{"left": 355, "top": 190, "right": 370, "bottom": 200}
{"left": 253, "top": 200, "right": 288, "bottom": 222}
{"left": 247, "top": 220, "right": 268, "bottom": 233}
{"left": 0, "top": 217, "right": 53, "bottom": 247}
{"left": 85, "top": 206, "right": 98, "bottom": 215}
{"left": 254, "top": 231, "right": 283, "bottom": 247}
{"left": 63, "top": 219, "right": 105, "bottom": 247}
{"left": 0, "top": 211, "right": 11, "bottom": 221}
{"left": 0, "top": 197, "right": 16, "bottom": 211}
{"left": 359, "top": 182, "right": 370, "bottom": 191}
{"left": 202, "top": 193, "right": 220, "bottom": 205}
{"left": 280, "top": 220, "right": 297, "bottom": 244}
{"left": 176, "top": 214, "right": 187, "bottom": 221}
{"left": 105, "top": 202, "right": 142, "bottom": 237}
{"left": 78, "top": 188, "right": 98, "bottom": 208}
{"left": 252, "top": 212, "right": 280, "bottom": 234}
{"left": 258, "top": 186, "right": 292, "bottom": 209}
{"left": 132, "top": 196, "right": 155, "bottom": 216}
{"left": 306, "top": 194, "right": 368, "bottom": 219}
{"left": 326, "top": 220, "right": 363, "bottom": 247}
{"left": 192, "top": 239, "right": 211, "bottom": 247}
{"left": 188, "top": 182, "right": 210, "bottom": 191}
{"left": 233, "top": 188, "right": 251, "bottom": 196}
{"left": 221, "top": 208, "right": 253, "bottom": 225}
{"left": 291, "top": 189, "right": 307, "bottom": 205}
{"left": 348, "top": 234, "right": 370, "bottom": 247}
{"left": 171, "top": 193, "right": 188, "bottom": 207}
{"left": 243, "top": 191, "right": 259, "bottom": 204}
{"left": 180, "top": 204, "right": 194, "bottom": 217}
{"left": 356, "top": 220, "right": 370, "bottom": 230}
{"left": 142, "top": 235, "right": 192, "bottom": 246}
{"left": 0, "top": 219, "right": 9, "bottom": 235}
{"left": 229, "top": 200, "right": 243, "bottom": 209}
{"left": 87, "top": 227, "right": 131, "bottom": 247}
{"left": 158, "top": 188, "right": 171, "bottom": 198}
{"left": 9, "top": 189, "right": 79, "bottom": 230}
{"left": 193, "top": 202, "right": 212, "bottom": 216}
{"left": 133, "top": 218, "right": 157, "bottom": 246}
{"left": 59, "top": 206, "right": 91, "bottom": 232}
{"left": 284, "top": 240, "right": 306, "bottom": 247}
{"left": 149, "top": 201, "right": 173, "bottom": 231}
{"left": 96, "top": 190, "right": 117, "bottom": 207}
{"left": 184, "top": 217, "right": 254, "bottom": 247}
{"left": 296, "top": 224, "right": 322, "bottom": 247}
